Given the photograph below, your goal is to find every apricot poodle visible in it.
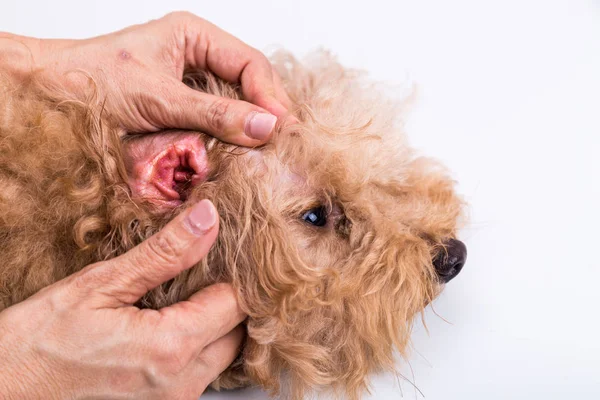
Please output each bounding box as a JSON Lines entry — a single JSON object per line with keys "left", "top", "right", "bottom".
{"left": 0, "top": 51, "right": 466, "bottom": 399}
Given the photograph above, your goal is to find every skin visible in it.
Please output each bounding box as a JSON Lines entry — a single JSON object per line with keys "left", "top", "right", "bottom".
{"left": 0, "top": 11, "right": 292, "bottom": 144}
{"left": 0, "top": 12, "right": 290, "bottom": 399}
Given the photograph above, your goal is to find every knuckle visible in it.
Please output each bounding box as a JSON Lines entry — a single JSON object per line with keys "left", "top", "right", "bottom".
{"left": 203, "top": 98, "right": 232, "bottom": 133}
{"left": 69, "top": 271, "right": 92, "bottom": 294}
{"left": 66, "top": 263, "right": 128, "bottom": 305}
{"left": 249, "top": 48, "right": 268, "bottom": 64}
{"left": 164, "top": 10, "right": 197, "bottom": 22}
{"left": 145, "top": 231, "right": 183, "bottom": 266}
{"left": 153, "top": 339, "right": 192, "bottom": 376}
{"left": 253, "top": 51, "right": 274, "bottom": 75}
{"left": 69, "top": 263, "right": 106, "bottom": 294}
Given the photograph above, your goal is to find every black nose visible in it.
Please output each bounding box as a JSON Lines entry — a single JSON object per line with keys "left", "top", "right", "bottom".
{"left": 433, "top": 239, "right": 467, "bottom": 283}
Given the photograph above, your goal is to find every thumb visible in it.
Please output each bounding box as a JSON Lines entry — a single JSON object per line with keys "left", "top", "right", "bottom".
{"left": 154, "top": 80, "right": 279, "bottom": 147}
{"left": 76, "top": 199, "right": 219, "bottom": 307}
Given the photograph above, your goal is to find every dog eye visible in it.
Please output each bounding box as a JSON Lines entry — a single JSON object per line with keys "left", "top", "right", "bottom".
{"left": 302, "top": 206, "right": 327, "bottom": 227}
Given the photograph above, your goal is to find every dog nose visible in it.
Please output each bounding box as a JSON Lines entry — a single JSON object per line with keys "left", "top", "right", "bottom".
{"left": 433, "top": 239, "right": 467, "bottom": 283}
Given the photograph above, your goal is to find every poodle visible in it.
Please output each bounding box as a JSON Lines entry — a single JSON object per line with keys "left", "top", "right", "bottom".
{"left": 0, "top": 51, "right": 467, "bottom": 399}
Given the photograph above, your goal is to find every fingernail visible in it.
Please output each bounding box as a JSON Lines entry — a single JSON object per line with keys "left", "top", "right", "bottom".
{"left": 245, "top": 112, "right": 277, "bottom": 141}
{"left": 185, "top": 199, "right": 217, "bottom": 235}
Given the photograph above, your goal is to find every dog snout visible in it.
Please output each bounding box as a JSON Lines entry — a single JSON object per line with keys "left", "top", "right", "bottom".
{"left": 433, "top": 239, "right": 467, "bottom": 283}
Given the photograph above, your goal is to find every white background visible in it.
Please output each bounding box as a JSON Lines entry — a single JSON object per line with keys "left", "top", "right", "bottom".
{"left": 1, "top": 1, "right": 599, "bottom": 399}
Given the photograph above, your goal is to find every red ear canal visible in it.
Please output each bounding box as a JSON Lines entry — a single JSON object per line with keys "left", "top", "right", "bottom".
{"left": 152, "top": 147, "right": 205, "bottom": 201}
{"left": 433, "top": 239, "right": 467, "bottom": 283}
{"left": 125, "top": 133, "right": 210, "bottom": 207}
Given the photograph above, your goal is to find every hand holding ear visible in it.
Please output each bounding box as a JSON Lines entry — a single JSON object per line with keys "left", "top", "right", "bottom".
{"left": 1, "top": 12, "right": 292, "bottom": 145}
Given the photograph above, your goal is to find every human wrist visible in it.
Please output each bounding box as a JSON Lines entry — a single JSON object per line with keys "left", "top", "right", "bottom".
{"left": 0, "top": 33, "right": 77, "bottom": 81}
{"left": 0, "top": 33, "right": 41, "bottom": 79}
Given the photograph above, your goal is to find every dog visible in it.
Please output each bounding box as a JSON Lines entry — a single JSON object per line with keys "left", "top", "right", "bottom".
{"left": 0, "top": 50, "right": 466, "bottom": 399}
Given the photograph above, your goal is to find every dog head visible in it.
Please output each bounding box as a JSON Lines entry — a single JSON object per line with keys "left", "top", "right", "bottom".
{"left": 119, "top": 52, "right": 466, "bottom": 398}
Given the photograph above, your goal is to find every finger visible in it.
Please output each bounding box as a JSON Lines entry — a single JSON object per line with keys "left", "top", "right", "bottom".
{"left": 174, "top": 13, "right": 289, "bottom": 116}
{"left": 272, "top": 68, "right": 293, "bottom": 110}
{"left": 195, "top": 324, "right": 245, "bottom": 389}
{"left": 157, "top": 81, "right": 278, "bottom": 146}
{"left": 236, "top": 59, "right": 288, "bottom": 117}
{"left": 75, "top": 199, "right": 219, "bottom": 307}
{"left": 159, "top": 283, "right": 247, "bottom": 349}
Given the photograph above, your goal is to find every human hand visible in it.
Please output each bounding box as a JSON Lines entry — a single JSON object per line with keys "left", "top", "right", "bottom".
{"left": 1, "top": 12, "right": 291, "bottom": 145}
{"left": 0, "top": 199, "right": 246, "bottom": 400}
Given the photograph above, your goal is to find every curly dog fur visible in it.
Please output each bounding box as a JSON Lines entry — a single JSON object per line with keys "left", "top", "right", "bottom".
{"left": 0, "top": 51, "right": 464, "bottom": 399}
